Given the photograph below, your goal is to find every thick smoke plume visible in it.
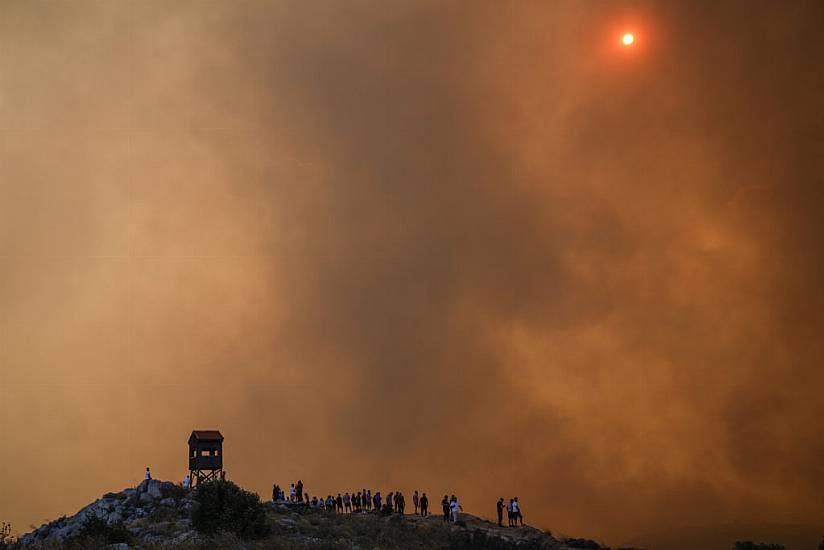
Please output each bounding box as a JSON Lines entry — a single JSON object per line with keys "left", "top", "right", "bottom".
{"left": 1, "top": 1, "right": 823, "bottom": 544}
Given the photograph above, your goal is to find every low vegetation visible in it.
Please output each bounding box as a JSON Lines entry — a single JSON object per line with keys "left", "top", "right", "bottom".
{"left": 734, "top": 542, "right": 785, "bottom": 550}
{"left": 0, "top": 522, "right": 14, "bottom": 548}
{"left": 190, "top": 480, "right": 270, "bottom": 539}
{"left": 65, "top": 516, "right": 131, "bottom": 548}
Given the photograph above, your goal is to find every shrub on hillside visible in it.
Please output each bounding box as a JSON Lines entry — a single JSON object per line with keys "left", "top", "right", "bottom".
{"left": 161, "top": 481, "right": 189, "bottom": 501}
{"left": 191, "top": 480, "right": 270, "bottom": 539}
{"left": 66, "top": 516, "right": 131, "bottom": 548}
{"left": 734, "top": 542, "right": 785, "bottom": 550}
{"left": 446, "top": 530, "right": 548, "bottom": 550}
{"left": 147, "top": 504, "right": 180, "bottom": 523}
{"left": 0, "top": 521, "right": 14, "bottom": 549}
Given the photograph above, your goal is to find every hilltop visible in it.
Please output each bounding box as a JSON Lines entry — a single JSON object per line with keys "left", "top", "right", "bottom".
{"left": 12, "top": 480, "right": 640, "bottom": 550}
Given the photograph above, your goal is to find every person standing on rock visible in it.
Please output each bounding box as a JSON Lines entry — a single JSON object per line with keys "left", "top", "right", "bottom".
{"left": 507, "top": 498, "right": 514, "bottom": 527}
{"left": 344, "top": 492, "right": 351, "bottom": 513}
{"left": 296, "top": 480, "right": 303, "bottom": 501}
{"left": 289, "top": 483, "right": 296, "bottom": 502}
{"left": 144, "top": 467, "right": 151, "bottom": 481}
{"left": 420, "top": 492, "right": 429, "bottom": 516}
{"left": 513, "top": 497, "right": 523, "bottom": 526}
{"left": 449, "top": 495, "right": 463, "bottom": 523}
{"left": 441, "top": 495, "right": 450, "bottom": 522}
{"left": 373, "top": 491, "right": 382, "bottom": 512}
{"left": 496, "top": 497, "right": 505, "bottom": 526}
{"left": 412, "top": 491, "right": 419, "bottom": 515}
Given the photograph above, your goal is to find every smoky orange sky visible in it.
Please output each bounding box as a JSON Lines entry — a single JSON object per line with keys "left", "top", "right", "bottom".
{"left": 1, "top": 0, "right": 823, "bottom": 546}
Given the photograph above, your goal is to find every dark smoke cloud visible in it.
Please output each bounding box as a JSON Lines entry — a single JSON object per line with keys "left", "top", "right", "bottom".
{"left": 1, "top": 0, "right": 823, "bottom": 544}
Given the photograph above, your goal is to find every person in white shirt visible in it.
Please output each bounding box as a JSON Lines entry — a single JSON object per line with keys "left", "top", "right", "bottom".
{"left": 289, "top": 483, "right": 296, "bottom": 502}
{"left": 513, "top": 497, "right": 523, "bottom": 526}
{"left": 449, "top": 495, "right": 462, "bottom": 522}
{"left": 183, "top": 475, "right": 191, "bottom": 489}
{"left": 144, "top": 467, "right": 151, "bottom": 481}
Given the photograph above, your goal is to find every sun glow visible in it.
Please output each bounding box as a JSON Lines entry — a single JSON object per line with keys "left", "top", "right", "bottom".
{"left": 622, "top": 33, "right": 635, "bottom": 46}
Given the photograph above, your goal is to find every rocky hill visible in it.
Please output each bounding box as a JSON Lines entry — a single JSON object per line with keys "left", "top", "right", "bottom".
{"left": 13, "top": 480, "right": 639, "bottom": 550}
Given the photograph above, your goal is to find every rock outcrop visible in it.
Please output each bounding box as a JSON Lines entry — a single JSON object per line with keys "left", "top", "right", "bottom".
{"left": 18, "top": 480, "right": 195, "bottom": 547}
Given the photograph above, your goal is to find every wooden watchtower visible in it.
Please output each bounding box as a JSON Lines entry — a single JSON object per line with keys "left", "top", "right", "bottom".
{"left": 188, "top": 430, "right": 224, "bottom": 485}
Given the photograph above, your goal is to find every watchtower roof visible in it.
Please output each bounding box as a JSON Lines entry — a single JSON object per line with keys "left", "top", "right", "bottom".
{"left": 189, "top": 430, "right": 223, "bottom": 443}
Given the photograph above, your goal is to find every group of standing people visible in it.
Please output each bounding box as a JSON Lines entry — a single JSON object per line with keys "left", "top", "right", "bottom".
{"left": 272, "top": 480, "right": 305, "bottom": 503}
{"left": 270, "top": 484, "right": 436, "bottom": 517}
{"left": 269, "top": 479, "right": 524, "bottom": 529}
{"left": 496, "top": 497, "right": 524, "bottom": 527}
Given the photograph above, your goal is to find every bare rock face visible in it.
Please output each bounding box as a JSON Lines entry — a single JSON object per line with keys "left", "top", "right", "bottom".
{"left": 17, "top": 481, "right": 197, "bottom": 547}
{"left": 147, "top": 480, "right": 164, "bottom": 500}
{"left": 106, "top": 511, "right": 123, "bottom": 525}
{"left": 135, "top": 478, "right": 164, "bottom": 500}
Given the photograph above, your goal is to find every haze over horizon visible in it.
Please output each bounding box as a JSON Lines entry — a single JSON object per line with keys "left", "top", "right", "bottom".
{"left": 1, "top": 1, "right": 823, "bottom": 546}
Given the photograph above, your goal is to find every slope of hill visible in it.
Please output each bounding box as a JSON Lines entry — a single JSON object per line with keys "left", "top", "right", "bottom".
{"left": 625, "top": 523, "right": 824, "bottom": 550}
{"left": 13, "top": 480, "right": 643, "bottom": 549}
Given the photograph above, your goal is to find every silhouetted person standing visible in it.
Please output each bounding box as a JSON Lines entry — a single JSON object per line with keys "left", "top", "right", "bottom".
{"left": 420, "top": 493, "right": 429, "bottom": 516}
{"left": 144, "top": 467, "right": 151, "bottom": 481}
{"left": 496, "top": 497, "right": 504, "bottom": 526}
{"left": 441, "top": 495, "right": 449, "bottom": 522}
{"left": 413, "top": 491, "right": 419, "bottom": 514}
